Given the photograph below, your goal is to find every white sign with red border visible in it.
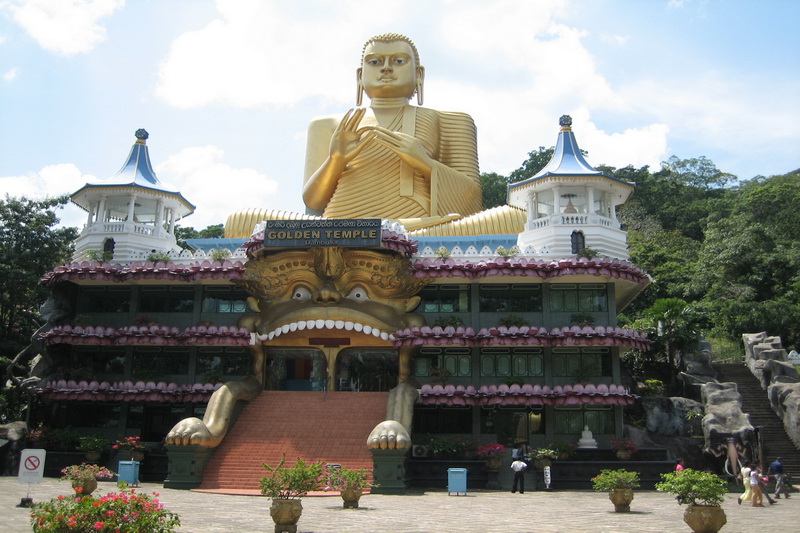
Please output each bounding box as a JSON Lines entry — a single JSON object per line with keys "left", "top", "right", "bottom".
{"left": 18, "top": 449, "right": 46, "bottom": 484}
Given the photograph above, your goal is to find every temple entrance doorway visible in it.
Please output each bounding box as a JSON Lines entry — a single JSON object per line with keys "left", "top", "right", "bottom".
{"left": 263, "top": 348, "right": 327, "bottom": 391}
{"left": 335, "top": 348, "right": 398, "bottom": 392}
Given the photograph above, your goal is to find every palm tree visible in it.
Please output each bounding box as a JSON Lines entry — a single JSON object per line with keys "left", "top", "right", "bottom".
{"left": 643, "top": 298, "right": 702, "bottom": 383}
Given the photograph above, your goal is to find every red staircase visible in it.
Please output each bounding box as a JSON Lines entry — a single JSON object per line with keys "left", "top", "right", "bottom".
{"left": 199, "top": 391, "right": 388, "bottom": 491}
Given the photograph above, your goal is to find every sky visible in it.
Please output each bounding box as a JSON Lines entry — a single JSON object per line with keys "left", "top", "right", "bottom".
{"left": 1, "top": 0, "right": 798, "bottom": 231}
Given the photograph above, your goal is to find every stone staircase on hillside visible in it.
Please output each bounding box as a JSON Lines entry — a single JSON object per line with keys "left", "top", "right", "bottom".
{"left": 715, "top": 363, "right": 800, "bottom": 481}
{"left": 199, "top": 391, "right": 389, "bottom": 491}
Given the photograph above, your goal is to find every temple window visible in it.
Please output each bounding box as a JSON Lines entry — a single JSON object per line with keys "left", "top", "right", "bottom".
{"left": 553, "top": 405, "right": 614, "bottom": 435}
{"left": 479, "top": 284, "right": 542, "bottom": 312}
{"left": 201, "top": 286, "right": 248, "bottom": 313}
{"left": 551, "top": 347, "right": 611, "bottom": 379}
{"left": 76, "top": 286, "right": 131, "bottom": 313}
{"left": 69, "top": 346, "right": 127, "bottom": 378}
{"left": 571, "top": 231, "right": 586, "bottom": 254}
{"left": 413, "top": 406, "right": 472, "bottom": 434}
{"left": 418, "top": 284, "right": 470, "bottom": 313}
{"left": 480, "top": 409, "right": 545, "bottom": 445}
{"left": 414, "top": 347, "right": 472, "bottom": 378}
{"left": 196, "top": 347, "right": 250, "bottom": 381}
{"left": 549, "top": 284, "right": 608, "bottom": 312}
{"left": 139, "top": 286, "right": 195, "bottom": 313}
{"left": 55, "top": 403, "right": 121, "bottom": 429}
{"left": 479, "top": 347, "right": 543, "bottom": 377}
{"left": 132, "top": 347, "right": 190, "bottom": 380}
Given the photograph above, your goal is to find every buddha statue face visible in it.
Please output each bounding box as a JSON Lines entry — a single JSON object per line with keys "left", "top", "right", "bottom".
{"left": 358, "top": 39, "right": 424, "bottom": 101}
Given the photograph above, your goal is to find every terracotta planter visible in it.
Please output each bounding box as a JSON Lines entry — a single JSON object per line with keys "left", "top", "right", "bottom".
{"left": 608, "top": 488, "right": 634, "bottom": 512}
{"left": 533, "top": 459, "right": 552, "bottom": 469}
{"left": 683, "top": 504, "right": 727, "bottom": 533}
{"left": 71, "top": 478, "right": 98, "bottom": 495}
{"left": 485, "top": 457, "right": 503, "bottom": 470}
{"left": 85, "top": 451, "right": 102, "bottom": 462}
{"left": 340, "top": 488, "right": 363, "bottom": 509}
{"left": 270, "top": 499, "right": 303, "bottom": 533}
{"left": 616, "top": 450, "right": 631, "bottom": 460}
{"left": 130, "top": 451, "right": 145, "bottom": 462}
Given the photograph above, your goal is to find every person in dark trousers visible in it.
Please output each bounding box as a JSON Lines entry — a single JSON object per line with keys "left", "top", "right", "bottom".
{"left": 768, "top": 457, "right": 791, "bottom": 499}
{"left": 510, "top": 457, "right": 528, "bottom": 494}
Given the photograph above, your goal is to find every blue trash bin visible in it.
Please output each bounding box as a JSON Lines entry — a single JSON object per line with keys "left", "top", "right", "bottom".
{"left": 118, "top": 461, "right": 140, "bottom": 486}
{"left": 447, "top": 468, "right": 467, "bottom": 495}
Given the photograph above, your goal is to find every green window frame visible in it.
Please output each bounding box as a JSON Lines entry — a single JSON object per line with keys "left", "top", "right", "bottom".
{"left": 549, "top": 284, "right": 608, "bottom": 313}
{"left": 479, "top": 284, "right": 542, "bottom": 312}
{"left": 418, "top": 284, "right": 470, "bottom": 313}
{"left": 479, "top": 347, "right": 543, "bottom": 377}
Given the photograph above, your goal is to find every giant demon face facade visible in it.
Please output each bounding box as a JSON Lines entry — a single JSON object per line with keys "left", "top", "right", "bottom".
{"left": 237, "top": 247, "right": 429, "bottom": 342}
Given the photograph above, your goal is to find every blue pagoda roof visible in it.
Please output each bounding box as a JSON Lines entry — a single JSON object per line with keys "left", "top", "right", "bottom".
{"left": 72, "top": 129, "right": 195, "bottom": 211}
{"left": 509, "top": 115, "right": 633, "bottom": 191}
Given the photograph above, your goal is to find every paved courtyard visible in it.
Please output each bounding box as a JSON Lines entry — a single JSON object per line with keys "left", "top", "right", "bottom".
{"left": 2, "top": 476, "right": 797, "bottom": 533}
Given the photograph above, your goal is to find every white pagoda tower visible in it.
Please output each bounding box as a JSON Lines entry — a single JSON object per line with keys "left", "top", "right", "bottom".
{"left": 509, "top": 115, "right": 635, "bottom": 259}
{"left": 70, "top": 129, "right": 195, "bottom": 261}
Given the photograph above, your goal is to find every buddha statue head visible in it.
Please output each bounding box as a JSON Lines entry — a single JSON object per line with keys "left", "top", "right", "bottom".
{"left": 357, "top": 33, "right": 424, "bottom": 106}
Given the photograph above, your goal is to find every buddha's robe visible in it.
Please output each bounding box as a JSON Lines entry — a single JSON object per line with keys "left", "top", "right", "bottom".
{"left": 308, "top": 105, "right": 482, "bottom": 221}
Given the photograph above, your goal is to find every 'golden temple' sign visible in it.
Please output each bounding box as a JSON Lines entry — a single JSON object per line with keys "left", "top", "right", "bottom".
{"left": 262, "top": 219, "right": 381, "bottom": 248}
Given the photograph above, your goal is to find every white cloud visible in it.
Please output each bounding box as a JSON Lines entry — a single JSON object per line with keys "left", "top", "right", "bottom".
{"left": 155, "top": 145, "right": 279, "bottom": 229}
{"left": 3, "top": 67, "right": 18, "bottom": 81}
{"left": 155, "top": 0, "right": 389, "bottom": 109}
{"left": 7, "top": 0, "right": 123, "bottom": 56}
{"left": 0, "top": 164, "right": 96, "bottom": 228}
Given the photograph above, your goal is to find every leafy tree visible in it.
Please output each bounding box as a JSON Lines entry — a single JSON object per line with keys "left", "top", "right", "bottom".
{"left": 662, "top": 155, "right": 737, "bottom": 190}
{"left": 174, "top": 223, "right": 225, "bottom": 249}
{"left": 508, "top": 146, "right": 555, "bottom": 183}
{"left": 480, "top": 172, "right": 510, "bottom": 210}
{"left": 641, "top": 298, "right": 702, "bottom": 384}
{"left": 0, "top": 196, "right": 77, "bottom": 358}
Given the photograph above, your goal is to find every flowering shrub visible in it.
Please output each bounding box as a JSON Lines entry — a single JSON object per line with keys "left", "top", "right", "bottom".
{"left": 475, "top": 443, "right": 506, "bottom": 460}
{"left": 527, "top": 447, "right": 558, "bottom": 462}
{"left": 30, "top": 487, "right": 180, "bottom": 532}
{"left": 61, "top": 463, "right": 115, "bottom": 483}
{"left": 549, "top": 439, "right": 577, "bottom": 458}
{"left": 26, "top": 425, "right": 50, "bottom": 448}
{"left": 112, "top": 436, "right": 145, "bottom": 452}
{"left": 611, "top": 437, "right": 638, "bottom": 455}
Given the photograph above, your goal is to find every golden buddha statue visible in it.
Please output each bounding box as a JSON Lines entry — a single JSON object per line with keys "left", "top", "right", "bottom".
{"left": 224, "top": 33, "right": 524, "bottom": 238}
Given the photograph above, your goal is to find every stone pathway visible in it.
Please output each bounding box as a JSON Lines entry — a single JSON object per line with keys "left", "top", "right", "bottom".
{"left": 2, "top": 476, "right": 796, "bottom": 532}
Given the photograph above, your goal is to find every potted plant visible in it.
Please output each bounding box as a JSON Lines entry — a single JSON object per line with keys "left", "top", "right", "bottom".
{"left": 527, "top": 447, "right": 558, "bottom": 469}
{"left": 76, "top": 434, "right": 109, "bottom": 462}
{"left": 428, "top": 435, "right": 457, "bottom": 459}
{"left": 113, "top": 435, "right": 146, "bottom": 461}
{"left": 476, "top": 442, "right": 507, "bottom": 469}
{"left": 655, "top": 469, "right": 728, "bottom": 533}
{"left": 592, "top": 468, "right": 641, "bottom": 512}
{"left": 60, "top": 463, "right": 115, "bottom": 495}
{"left": 327, "top": 466, "right": 376, "bottom": 508}
{"left": 550, "top": 439, "right": 577, "bottom": 460}
{"left": 30, "top": 487, "right": 179, "bottom": 532}
{"left": 260, "top": 455, "right": 325, "bottom": 532}
{"left": 611, "top": 437, "right": 638, "bottom": 460}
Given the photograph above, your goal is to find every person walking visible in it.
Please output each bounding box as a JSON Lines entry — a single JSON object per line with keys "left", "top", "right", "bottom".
{"left": 738, "top": 464, "right": 752, "bottom": 505}
{"left": 510, "top": 456, "right": 528, "bottom": 494}
{"left": 768, "top": 457, "right": 790, "bottom": 499}
{"left": 750, "top": 464, "right": 765, "bottom": 507}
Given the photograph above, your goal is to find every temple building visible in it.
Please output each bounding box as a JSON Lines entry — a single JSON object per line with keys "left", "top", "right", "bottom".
{"left": 34, "top": 115, "right": 651, "bottom": 490}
